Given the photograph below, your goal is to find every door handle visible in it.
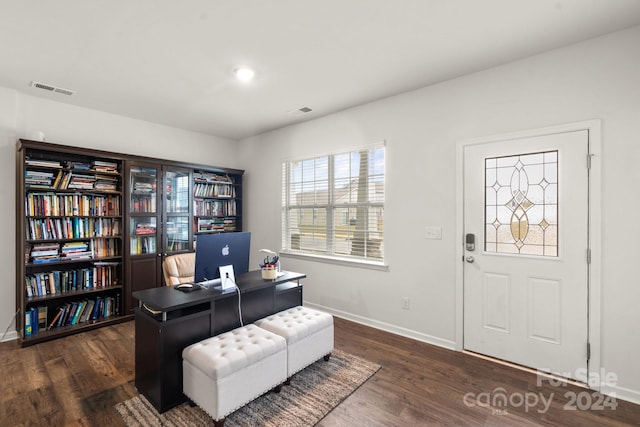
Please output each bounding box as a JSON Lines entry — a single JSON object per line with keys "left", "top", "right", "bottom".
{"left": 466, "top": 256, "right": 475, "bottom": 263}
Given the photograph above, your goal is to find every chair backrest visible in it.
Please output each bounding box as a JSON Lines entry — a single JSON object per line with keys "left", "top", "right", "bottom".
{"left": 162, "top": 252, "right": 196, "bottom": 286}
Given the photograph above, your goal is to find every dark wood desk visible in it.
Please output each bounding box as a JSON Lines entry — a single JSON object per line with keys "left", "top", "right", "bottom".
{"left": 133, "top": 270, "right": 305, "bottom": 413}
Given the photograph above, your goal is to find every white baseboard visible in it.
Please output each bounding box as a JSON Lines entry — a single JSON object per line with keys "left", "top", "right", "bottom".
{"left": 304, "top": 302, "right": 456, "bottom": 351}
{"left": 1, "top": 330, "right": 18, "bottom": 343}
{"left": 601, "top": 383, "right": 640, "bottom": 406}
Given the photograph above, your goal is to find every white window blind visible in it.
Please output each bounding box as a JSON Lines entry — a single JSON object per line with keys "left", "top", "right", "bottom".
{"left": 281, "top": 145, "right": 385, "bottom": 263}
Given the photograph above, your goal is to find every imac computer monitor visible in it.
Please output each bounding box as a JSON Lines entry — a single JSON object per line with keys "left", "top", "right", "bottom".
{"left": 194, "top": 231, "right": 251, "bottom": 285}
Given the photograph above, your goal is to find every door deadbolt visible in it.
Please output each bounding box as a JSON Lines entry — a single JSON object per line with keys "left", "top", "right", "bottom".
{"left": 465, "top": 233, "right": 475, "bottom": 251}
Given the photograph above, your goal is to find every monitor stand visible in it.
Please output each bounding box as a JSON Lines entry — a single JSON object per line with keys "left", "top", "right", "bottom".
{"left": 197, "top": 278, "right": 222, "bottom": 289}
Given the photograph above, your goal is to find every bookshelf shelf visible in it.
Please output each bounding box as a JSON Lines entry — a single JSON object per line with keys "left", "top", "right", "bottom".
{"left": 26, "top": 215, "right": 122, "bottom": 219}
{"left": 31, "top": 189, "right": 123, "bottom": 195}
{"left": 26, "top": 284, "right": 124, "bottom": 303}
{"left": 196, "top": 195, "right": 234, "bottom": 199}
{"left": 26, "top": 238, "right": 122, "bottom": 245}
{"left": 19, "top": 315, "right": 130, "bottom": 346}
{"left": 24, "top": 255, "right": 123, "bottom": 268}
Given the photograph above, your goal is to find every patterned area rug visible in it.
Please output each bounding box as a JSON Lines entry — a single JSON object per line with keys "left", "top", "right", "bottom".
{"left": 116, "top": 349, "right": 380, "bottom": 427}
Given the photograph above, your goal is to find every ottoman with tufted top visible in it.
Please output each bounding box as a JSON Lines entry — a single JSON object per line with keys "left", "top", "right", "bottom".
{"left": 182, "top": 324, "right": 287, "bottom": 426}
{"left": 255, "top": 306, "right": 334, "bottom": 381}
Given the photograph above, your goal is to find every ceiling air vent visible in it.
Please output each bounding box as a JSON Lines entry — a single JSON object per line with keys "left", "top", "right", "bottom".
{"left": 286, "top": 106, "right": 314, "bottom": 117}
{"left": 30, "top": 81, "right": 76, "bottom": 96}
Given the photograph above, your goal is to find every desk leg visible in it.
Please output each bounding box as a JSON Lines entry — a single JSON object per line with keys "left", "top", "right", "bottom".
{"left": 135, "top": 310, "right": 212, "bottom": 413}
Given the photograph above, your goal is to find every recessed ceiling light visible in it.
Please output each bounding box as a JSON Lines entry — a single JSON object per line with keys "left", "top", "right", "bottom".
{"left": 234, "top": 67, "right": 255, "bottom": 82}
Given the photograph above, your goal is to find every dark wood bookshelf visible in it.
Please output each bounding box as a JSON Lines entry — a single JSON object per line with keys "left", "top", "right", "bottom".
{"left": 16, "top": 139, "right": 244, "bottom": 346}
{"left": 124, "top": 161, "right": 244, "bottom": 314}
{"left": 17, "top": 139, "right": 127, "bottom": 347}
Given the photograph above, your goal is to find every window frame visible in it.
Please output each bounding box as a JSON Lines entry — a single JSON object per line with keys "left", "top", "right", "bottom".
{"left": 281, "top": 144, "right": 386, "bottom": 268}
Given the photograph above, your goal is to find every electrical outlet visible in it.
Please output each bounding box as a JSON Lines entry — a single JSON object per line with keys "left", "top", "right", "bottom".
{"left": 401, "top": 297, "right": 410, "bottom": 310}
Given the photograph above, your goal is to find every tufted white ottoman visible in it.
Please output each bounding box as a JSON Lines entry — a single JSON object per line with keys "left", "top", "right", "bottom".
{"left": 255, "top": 306, "right": 334, "bottom": 381}
{"left": 182, "top": 324, "right": 287, "bottom": 426}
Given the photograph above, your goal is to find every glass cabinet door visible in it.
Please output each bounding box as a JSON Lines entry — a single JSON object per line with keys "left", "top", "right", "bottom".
{"left": 129, "top": 166, "right": 158, "bottom": 255}
{"left": 164, "top": 168, "right": 191, "bottom": 253}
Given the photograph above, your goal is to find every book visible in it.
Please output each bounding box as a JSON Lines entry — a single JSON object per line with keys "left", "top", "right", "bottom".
{"left": 35, "top": 274, "right": 45, "bottom": 296}
{"left": 98, "top": 297, "right": 106, "bottom": 319}
{"left": 58, "top": 171, "right": 72, "bottom": 189}
{"left": 31, "top": 309, "right": 39, "bottom": 335}
{"left": 25, "top": 159, "right": 62, "bottom": 168}
{"left": 80, "top": 300, "right": 95, "bottom": 323}
{"left": 36, "top": 306, "right": 48, "bottom": 329}
{"left": 91, "top": 297, "right": 102, "bottom": 320}
{"left": 25, "top": 277, "right": 34, "bottom": 297}
{"left": 30, "top": 249, "right": 58, "bottom": 257}
{"left": 71, "top": 301, "right": 85, "bottom": 325}
{"left": 114, "top": 292, "right": 121, "bottom": 315}
{"left": 24, "top": 310, "right": 33, "bottom": 336}
{"left": 32, "top": 256, "right": 61, "bottom": 264}
{"left": 48, "top": 307, "right": 63, "bottom": 330}
{"left": 62, "top": 302, "right": 78, "bottom": 325}
{"left": 58, "top": 304, "right": 70, "bottom": 327}
{"left": 52, "top": 271, "right": 62, "bottom": 294}
{"left": 142, "top": 303, "right": 162, "bottom": 315}
{"left": 52, "top": 170, "right": 63, "bottom": 189}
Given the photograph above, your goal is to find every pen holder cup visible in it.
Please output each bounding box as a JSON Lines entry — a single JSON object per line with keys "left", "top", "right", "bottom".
{"left": 261, "top": 268, "right": 278, "bottom": 280}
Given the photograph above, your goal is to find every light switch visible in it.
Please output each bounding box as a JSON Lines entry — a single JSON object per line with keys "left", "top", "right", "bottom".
{"left": 425, "top": 226, "right": 442, "bottom": 240}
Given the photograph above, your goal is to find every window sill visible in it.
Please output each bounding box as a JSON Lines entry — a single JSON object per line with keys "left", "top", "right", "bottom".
{"left": 280, "top": 250, "right": 389, "bottom": 271}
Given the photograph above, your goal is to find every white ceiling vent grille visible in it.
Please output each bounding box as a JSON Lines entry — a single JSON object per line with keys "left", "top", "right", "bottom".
{"left": 30, "top": 81, "right": 76, "bottom": 96}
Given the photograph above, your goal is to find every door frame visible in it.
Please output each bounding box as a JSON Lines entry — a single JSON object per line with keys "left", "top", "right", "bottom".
{"left": 454, "top": 120, "right": 602, "bottom": 390}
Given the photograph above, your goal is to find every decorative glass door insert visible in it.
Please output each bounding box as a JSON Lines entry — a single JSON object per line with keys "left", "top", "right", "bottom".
{"left": 485, "top": 151, "right": 558, "bottom": 256}
{"left": 129, "top": 166, "right": 158, "bottom": 255}
{"left": 164, "top": 168, "right": 191, "bottom": 253}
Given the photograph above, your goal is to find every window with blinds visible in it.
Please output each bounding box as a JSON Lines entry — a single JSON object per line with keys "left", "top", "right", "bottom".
{"left": 281, "top": 145, "right": 385, "bottom": 263}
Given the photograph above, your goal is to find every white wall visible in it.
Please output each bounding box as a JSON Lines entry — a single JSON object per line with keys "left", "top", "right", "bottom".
{"left": 239, "top": 26, "right": 640, "bottom": 402}
{"left": 0, "top": 87, "right": 19, "bottom": 341}
{"left": 0, "top": 89, "right": 237, "bottom": 341}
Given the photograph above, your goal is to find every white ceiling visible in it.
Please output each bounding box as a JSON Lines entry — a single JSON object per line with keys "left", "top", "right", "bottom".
{"left": 2, "top": 1, "right": 640, "bottom": 140}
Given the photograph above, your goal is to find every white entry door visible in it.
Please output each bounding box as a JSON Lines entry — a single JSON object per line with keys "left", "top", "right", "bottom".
{"left": 463, "top": 130, "right": 589, "bottom": 380}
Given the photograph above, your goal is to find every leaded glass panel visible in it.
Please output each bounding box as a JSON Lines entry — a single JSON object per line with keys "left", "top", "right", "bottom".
{"left": 485, "top": 151, "right": 558, "bottom": 256}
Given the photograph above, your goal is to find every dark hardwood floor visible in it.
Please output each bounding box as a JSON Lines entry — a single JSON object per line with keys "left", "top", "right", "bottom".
{"left": 1, "top": 317, "right": 639, "bottom": 426}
